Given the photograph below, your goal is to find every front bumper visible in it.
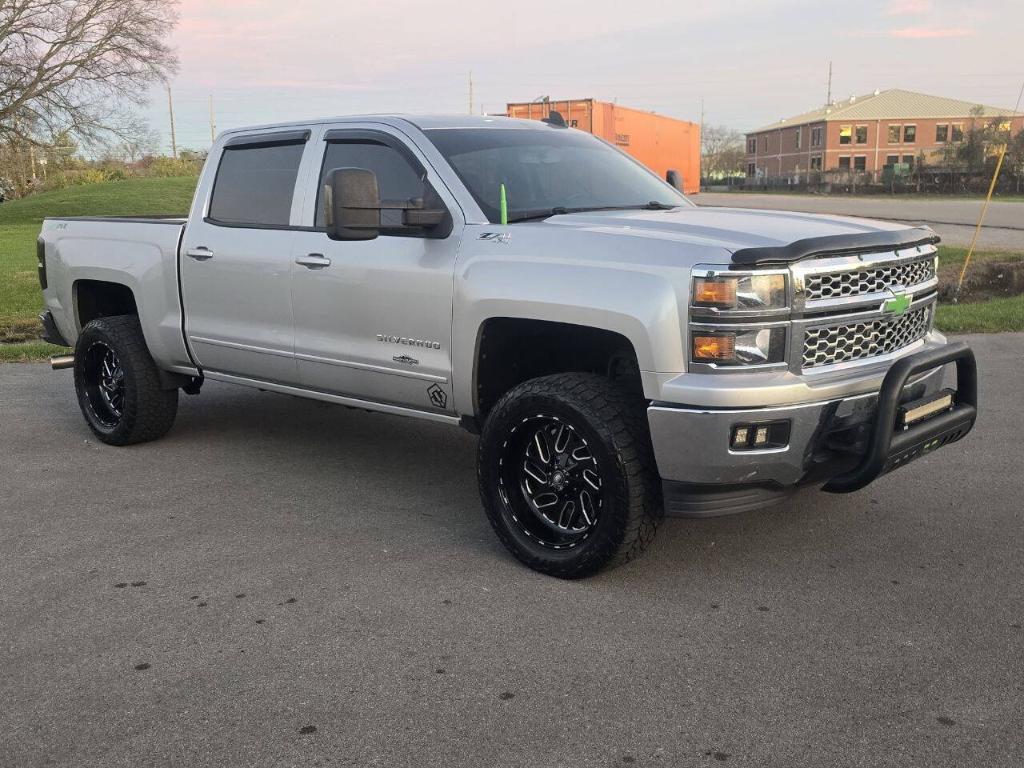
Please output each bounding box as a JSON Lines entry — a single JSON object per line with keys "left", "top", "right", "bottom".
{"left": 648, "top": 343, "right": 977, "bottom": 515}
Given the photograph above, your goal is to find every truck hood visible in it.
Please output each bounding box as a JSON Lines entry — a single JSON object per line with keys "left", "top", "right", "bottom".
{"left": 541, "top": 205, "right": 929, "bottom": 263}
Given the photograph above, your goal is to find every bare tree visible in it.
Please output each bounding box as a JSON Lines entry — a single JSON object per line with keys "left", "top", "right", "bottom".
{"left": 0, "top": 0, "right": 178, "bottom": 146}
{"left": 701, "top": 125, "right": 745, "bottom": 180}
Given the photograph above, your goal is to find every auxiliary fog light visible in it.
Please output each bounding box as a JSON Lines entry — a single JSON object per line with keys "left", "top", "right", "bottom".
{"left": 730, "top": 420, "right": 791, "bottom": 451}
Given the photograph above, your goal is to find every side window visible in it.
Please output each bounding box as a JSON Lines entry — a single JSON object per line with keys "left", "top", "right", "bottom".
{"left": 208, "top": 141, "right": 305, "bottom": 226}
{"left": 316, "top": 140, "right": 428, "bottom": 228}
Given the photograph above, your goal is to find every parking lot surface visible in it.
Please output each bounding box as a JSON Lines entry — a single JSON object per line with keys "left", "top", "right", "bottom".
{"left": 693, "top": 193, "right": 1024, "bottom": 251}
{"left": 2, "top": 333, "right": 1022, "bottom": 767}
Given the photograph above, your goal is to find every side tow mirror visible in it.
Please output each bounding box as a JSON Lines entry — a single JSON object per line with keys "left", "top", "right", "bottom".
{"left": 326, "top": 167, "right": 381, "bottom": 241}
{"left": 666, "top": 169, "right": 684, "bottom": 192}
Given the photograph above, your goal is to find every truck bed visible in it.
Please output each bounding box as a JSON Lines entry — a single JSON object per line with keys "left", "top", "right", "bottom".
{"left": 39, "top": 215, "right": 193, "bottom": 373}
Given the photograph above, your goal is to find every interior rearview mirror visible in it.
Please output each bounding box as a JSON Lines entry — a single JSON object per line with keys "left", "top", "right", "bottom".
{"left": 326, "top": 167, "right": 381, "bottom": 241}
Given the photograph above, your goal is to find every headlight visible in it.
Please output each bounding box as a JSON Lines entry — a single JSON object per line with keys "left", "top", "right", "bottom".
{"left": 692, "top": 327, "right": 787, "bottom": 366}
{"left": 692, "top": 273, "right": 787, "bottom": 311}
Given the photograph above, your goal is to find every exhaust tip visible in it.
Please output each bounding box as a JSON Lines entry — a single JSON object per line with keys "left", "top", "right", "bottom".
{"left": 50, "top": 354, "right": 75, "bottom": 370}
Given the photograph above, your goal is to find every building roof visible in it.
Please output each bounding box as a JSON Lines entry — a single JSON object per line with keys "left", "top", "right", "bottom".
{"left": 750, "top": 89, "right": 1024, "bottom": 134}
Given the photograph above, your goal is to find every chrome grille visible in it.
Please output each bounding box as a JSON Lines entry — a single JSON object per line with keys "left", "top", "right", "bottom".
{"left": 804, "top": 254, "right": 936, "bottom": 302}
{"left": 803, "top": 305, "right": 932, "bottom": 369}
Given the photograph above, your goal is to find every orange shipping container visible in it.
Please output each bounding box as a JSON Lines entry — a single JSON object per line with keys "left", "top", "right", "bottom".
{"left": 506, "top": 99, "right": 700, "bottom": 194}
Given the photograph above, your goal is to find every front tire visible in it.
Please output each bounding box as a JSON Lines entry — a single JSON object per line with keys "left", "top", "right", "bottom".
{"left": 477, "top": 373, "right": 662, "bottom": 578}
{"left": 74, "top": 315, "right": 178, "bottom": 445}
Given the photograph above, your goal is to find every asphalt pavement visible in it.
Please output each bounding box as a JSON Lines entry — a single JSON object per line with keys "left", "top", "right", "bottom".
{"left": 2, "top": 333, "right": 1022, "bottom": 768}
{"left": 693, "top": 193, "right": 1024, "bottom": 251}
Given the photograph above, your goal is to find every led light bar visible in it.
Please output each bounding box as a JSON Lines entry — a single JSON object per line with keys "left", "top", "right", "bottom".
{"left": 899, "top": 390, "right": 955, "bottom": 428}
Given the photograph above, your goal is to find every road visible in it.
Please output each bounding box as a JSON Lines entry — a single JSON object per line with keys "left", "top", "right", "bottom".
{"left": 2, "top": 333, "right": 1022, "bottom": 768}
{"left": 693, "top": 193, "right": 1024, "bottom": 251}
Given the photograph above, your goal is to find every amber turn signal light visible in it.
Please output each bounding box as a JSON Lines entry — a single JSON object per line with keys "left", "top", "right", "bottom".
{"left": 693, "top": 277, "right": 737, "bottom": 307}
{"left": 693, "top": 334, "right": 736, "bottom": 361}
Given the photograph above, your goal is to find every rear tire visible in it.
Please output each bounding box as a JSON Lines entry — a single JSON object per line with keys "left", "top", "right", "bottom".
{"left": 74, "top": 315, "right": 178, "bottom": 445}
{"left": 477, "top": 373, "right": 662, "bottom": 578}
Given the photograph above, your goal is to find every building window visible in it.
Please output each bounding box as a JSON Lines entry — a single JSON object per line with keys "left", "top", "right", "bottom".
{"left": 903, "top": 125, "right": 916, "bottom": 143}
{"left": 839, "top": 125, "right": 852, "bottom": 145}
{"left": 762, "top": 136, "right": 768, "bottom": 152}
{"left": 811, "top": 127, "right": 823, "bottom": 147}
{"left": 886, "top": 154, "right": 899, "bottom": 166}
{"left": 936, "top": 124, "right": 949, "bottom": 143}
{"left": 888, "top": 125, "right": 901, "bottom": 143}
{"left": 903, "top": 155, "right": 915, "bottom": 170}
{"left": 747, "top": 163, "right": 756, "bottom": 177}
{"left": 747, "top": 137, "right": 757, "bottom": 154}
{"left": 838, "top": 156, "right": 851, "bottom": 170}
{"left": 854, "top": 156, "right": 867, "bottom": 172}
{"left": 855, "top": 126, "right": 868, "bottom": 144}
{"left": 952, "top": 124, "right": 964, "bottom": 142}
{"left": 795, "top": 127, "right": 802, "bottom": 149}
{"left": 810, "top": 155, "right": 822, "bottom": 170}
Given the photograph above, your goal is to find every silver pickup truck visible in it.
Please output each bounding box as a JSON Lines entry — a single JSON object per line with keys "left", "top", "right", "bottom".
{"left": 37, "top": 114, "right": 978, "bottom": 577}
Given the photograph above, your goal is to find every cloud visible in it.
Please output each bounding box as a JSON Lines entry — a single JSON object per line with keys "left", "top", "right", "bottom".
{"left": 888, "top": 26, "right": 975, "bottom": 38}
{"left": 885, "top": 0, "right": 931, "bottom": 15}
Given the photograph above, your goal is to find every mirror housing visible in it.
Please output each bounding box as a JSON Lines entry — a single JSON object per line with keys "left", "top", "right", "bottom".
{"left": 326, "top": 167, "right": 381, "bottom": 241}
{"left": 403, "top": 207, "right": 447, "bottom": 228}
{"left": 666, "top": 169, "right": 684, "bottom": 192}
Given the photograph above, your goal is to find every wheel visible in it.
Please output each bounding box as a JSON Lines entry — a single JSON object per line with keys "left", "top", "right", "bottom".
{"left": 477, "top": 373, "right": 662, "bottom": 578}
{"left": 73, "top": 315, "right": 178, "bottom": 445}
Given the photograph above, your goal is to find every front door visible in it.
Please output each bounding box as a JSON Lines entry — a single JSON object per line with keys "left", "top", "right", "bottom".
{"left": 180, "top": 130, "right": 309, "bottom": 383}
{"left": 289, "top": 126, "right": 462, "bottom": 412}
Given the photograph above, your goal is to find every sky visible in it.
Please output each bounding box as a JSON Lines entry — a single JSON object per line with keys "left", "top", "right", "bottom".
{"left": 143, "top": 0, "right": 1024, "bottom": 154}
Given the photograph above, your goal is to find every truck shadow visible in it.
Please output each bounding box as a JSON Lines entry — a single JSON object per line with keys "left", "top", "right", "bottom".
{"left": 167, "top": 381, "right": 904, "bottom": 581}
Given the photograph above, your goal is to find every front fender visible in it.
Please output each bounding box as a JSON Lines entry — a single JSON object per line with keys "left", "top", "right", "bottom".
{"left": 452, "top": 257, "right": 688, "bottom": 414}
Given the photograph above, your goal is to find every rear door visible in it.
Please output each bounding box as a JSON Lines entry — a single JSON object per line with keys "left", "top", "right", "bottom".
{"left": 180, "top": 129, "right": 311, "bottom": 383}
{"left": 288, "top": 124, "right": 463, "bottom": 411}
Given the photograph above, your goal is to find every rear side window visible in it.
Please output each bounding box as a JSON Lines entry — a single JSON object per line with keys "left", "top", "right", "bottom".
{"left": 315, "top": 140, "right": 426, "bottom": 227}
{"left": 209, "top": 141, "right": 305, "bottom": 226}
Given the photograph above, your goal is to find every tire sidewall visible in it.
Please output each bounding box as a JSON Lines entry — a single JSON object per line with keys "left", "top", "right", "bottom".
{"left": 479, "top": 384, "right": 634, "bottom": 575}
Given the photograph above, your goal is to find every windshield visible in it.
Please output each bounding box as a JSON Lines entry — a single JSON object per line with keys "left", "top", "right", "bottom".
{"left": 424, "top": 127, "right": 690, "bottom": 223}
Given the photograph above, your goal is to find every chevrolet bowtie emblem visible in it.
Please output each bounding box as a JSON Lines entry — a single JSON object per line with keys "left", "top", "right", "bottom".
{"left": 882, "top": 292, "right": 911, "bottom": 317}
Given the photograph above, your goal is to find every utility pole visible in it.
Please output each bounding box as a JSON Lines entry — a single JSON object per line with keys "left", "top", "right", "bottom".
{"left": 468, "top": 71, "right": 474, "bottom": 115}
{"left": 698, "top": 96, "right": 705, "bottom": 186}
{"left": 166, "top": 83, "right": 178, "bottom": 159}
{"left": 826, "top": 61, "right": 833, "bottom": 106}
{"left": 209, "top": 94, "right": 216, "bottom": 144}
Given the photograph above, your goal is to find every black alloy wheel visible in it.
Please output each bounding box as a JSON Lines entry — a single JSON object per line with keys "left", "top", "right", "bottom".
{"left": 498, "top": 415, "right": 604, "bottom": 549}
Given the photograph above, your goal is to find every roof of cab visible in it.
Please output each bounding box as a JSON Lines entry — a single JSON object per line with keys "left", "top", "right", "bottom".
{"left": 217, "top": 114, "right": 551, "bottom": 140}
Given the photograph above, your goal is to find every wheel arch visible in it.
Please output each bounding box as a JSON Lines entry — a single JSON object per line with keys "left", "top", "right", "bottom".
{"left": 467, "top": 317, "right": 648, "bottom": 423}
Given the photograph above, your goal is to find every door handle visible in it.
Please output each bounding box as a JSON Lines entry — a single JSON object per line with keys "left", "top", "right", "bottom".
{"left": 295, "top": 253, "right": 331, "bottom": 269}
{"left": 186, "top": 247, "right": 214, "bottom": 261}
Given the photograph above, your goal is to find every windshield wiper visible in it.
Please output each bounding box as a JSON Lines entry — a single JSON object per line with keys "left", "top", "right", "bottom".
{"left": 506, "top": 202, "right": 682, "bottom": 223}
{"left": 506, "top": 206, "right": 570, "bottom": 223}
{"left": 508, "top": 203, "right": 680, "bottom": 223}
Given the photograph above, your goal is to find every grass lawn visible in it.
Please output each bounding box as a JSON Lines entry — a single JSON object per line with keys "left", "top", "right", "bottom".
{"left": 936, "top": 245, "right": 1024, "bottom": 266}
{"left": 0, "top": 340, "right": 70, "bottom": 362}
{"left": 0, "top": 177, "right": 196, "bottom": 352}
{"left": 0, "top": 176, "right": 196, "bottom": 225}
{"left": 936, "top": 296, "right": 1024, "bottom": 333}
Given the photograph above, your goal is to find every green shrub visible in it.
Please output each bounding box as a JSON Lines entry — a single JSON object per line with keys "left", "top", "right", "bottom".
{"left": 147, "top": 156, "right": 203, "bottom": 178}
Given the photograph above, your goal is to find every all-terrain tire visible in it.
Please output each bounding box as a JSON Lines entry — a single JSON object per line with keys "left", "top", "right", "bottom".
{"left": 477, "top": 373, "right": 662, "bottom": 578}
{"left": 73, "top": 315, "right": 178, "bottom": 445}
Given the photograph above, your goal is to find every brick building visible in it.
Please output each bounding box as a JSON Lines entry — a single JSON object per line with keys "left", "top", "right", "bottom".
{"left": 744, "top": 89, "right": 1024, "bottom": 181}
